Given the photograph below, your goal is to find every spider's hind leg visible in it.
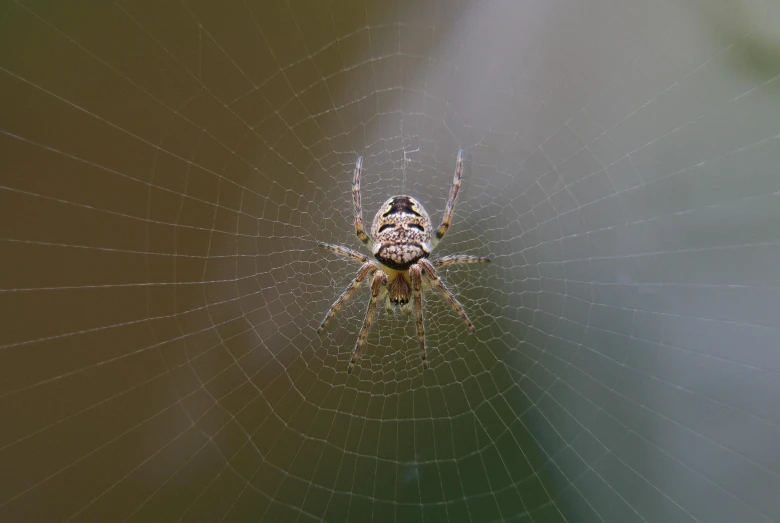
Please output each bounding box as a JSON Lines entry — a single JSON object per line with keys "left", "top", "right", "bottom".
{"left": 318, "top": 261, "right": 376, "bottom": 334}
{"left": 419, "top": 258, "right": 475, "bottom": 332}
{"left": 349, "top": 270, "right": 387, "bottom": 373}
{"left": 409, "top": 264, "right": 428, "bottom": 369}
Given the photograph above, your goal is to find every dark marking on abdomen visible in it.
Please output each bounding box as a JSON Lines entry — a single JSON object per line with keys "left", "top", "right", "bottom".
{"left": 382, "top": 196, "right": 421, "bottom": 217}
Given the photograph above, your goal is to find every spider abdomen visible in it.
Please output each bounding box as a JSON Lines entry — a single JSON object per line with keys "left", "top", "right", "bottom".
{"left": 371, "top": 195, "right": 432, "bottom": 270}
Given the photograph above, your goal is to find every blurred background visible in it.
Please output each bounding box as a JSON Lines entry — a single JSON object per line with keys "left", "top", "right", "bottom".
{"left": 1, "top": 0, "right": 779, "bottom": 521}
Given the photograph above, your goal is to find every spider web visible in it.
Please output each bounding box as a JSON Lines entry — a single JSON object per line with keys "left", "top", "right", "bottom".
{"left": 1, "top": 0, "right": 779, "bottom": 521}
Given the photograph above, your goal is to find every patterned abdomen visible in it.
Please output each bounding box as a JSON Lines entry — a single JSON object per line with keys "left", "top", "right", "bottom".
{"left": 371, "top": 195, "right": 432, "bottom": 270}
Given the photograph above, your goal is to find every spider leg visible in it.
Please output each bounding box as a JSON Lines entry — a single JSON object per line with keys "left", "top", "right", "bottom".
{"left": 349, "top": 270, "right": 387, "bottom": 373}
{"left": 433, "top": 254, "right": 490, "bottom": 268}
{"left": 435, "top": 149, "right": 464, "bottom": 242}
{"left": 318, "top": 242, "right": 369, "bottom": 263}
{"left": 318, "top": 261, "right": 376, "bottom": 334}
{"left": 409, "top": 264, "right": 428, "bottom": 369}
{"left": 419, "top": 258, "right": 475, "bottom": 332}
{"left": 352, "top": 155, "right": 371, "bottom": 245}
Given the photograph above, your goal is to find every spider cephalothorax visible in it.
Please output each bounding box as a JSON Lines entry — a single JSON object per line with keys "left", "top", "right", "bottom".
{"left": 318, "top": 150, "right": 491, "bottom": 373}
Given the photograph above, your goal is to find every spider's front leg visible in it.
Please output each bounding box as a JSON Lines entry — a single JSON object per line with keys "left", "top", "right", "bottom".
{"left": 348, "top": 270, "right": 387, "bottom": 373}
{"left": 352, "top": 155, "right": 371, "bottom": 246}
{"left": 435, "top": 149, "right": 464, "bottom": 243}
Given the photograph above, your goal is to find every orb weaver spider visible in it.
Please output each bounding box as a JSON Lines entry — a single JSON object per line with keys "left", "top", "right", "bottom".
{"left": 318, "top": 150, "right": 490, "bottom": 372}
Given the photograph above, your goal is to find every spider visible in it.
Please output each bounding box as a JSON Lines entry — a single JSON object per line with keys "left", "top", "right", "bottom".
{"left": 318, "top": 149, "right": 490, "bottom": 373}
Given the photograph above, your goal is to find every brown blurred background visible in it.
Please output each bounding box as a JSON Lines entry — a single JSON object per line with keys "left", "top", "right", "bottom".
{"left": 1, "top": 0, "right": 779, "bottom": 521}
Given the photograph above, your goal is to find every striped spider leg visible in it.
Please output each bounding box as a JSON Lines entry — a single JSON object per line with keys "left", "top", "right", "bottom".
{"left": 348, "top": 270, "right": 388, "bottom": 373}
{"left": 352, "top": 155, "right": 371, "bottom": 246}
{"left": 409, "top": 264, "right": 427, "bottom": 368}
{"left": 406, "top": 257, "right": 486, "bottom": 369}
{"left": 317, "top": 260, "right": 377, "bottom": 334}
{"left": 433, "top": 255, "right": 491, "bottom": 268}
{"left": 318, "top": 242, "right": 368, "bottom": 264}
{"left": 418, "top": 258, "right": 475, "bottom": 332}
{"left": 434, "top": 148, "right": 464, "bottom": 243}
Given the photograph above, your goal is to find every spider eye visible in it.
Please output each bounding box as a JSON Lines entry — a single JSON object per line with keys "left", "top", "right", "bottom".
{"left": 408, "top": 224, "right": 424, "bottom": 231}
{"left": 378, "top": 224, "right": 395, "bottom": 233}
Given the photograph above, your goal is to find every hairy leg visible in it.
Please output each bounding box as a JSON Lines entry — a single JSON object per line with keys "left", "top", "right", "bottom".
{"left": 419, "top": 258, "right": 475, "bottom": 332}
{"left": 349, "top": 270, "right": 387, "bottom": 373}
{"left": 409, "top": 264, "right": 428, "bottom": 369}
{"left": 433, "top": 254, "right": 490, "bottom": 268}
{"left": 435, "top": 149, "right": 464, "bottom": 242}
{"left": 352, "top": 155, "right": 371, "bottom": 245}
{"left": 318, "top": 242, "right": 369, "bottom": 263}
{"left": 318, "top": 261, "right": 376, "bottom": 334}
